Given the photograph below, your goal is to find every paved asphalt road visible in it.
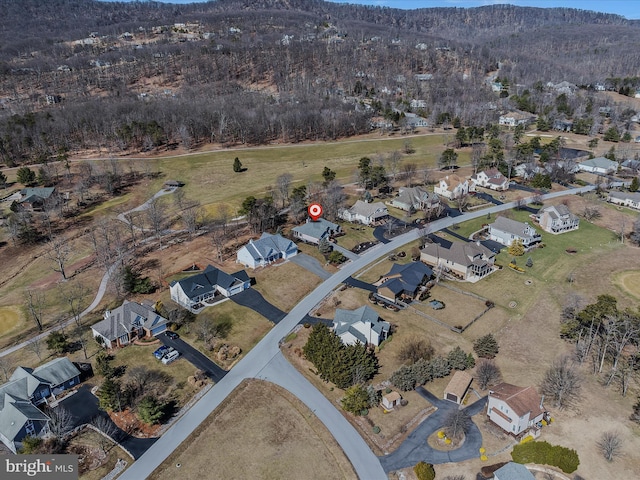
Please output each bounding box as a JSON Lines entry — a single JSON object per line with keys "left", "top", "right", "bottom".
{"left": 115, "top": 185, "right": 596, "bottom": 480}
{"left": 159, "top": 332, "right": 227, "bottom": 383}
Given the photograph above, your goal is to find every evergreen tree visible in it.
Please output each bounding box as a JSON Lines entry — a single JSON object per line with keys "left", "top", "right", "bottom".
{"left": 474, "top": 334, "right": 499, "bottom": 359}
{"left": 46, "top": 331, "right": 68, "bottom": 354}
{"left": 526, "top": 256, "right": 534, "bottom": 267}
{"left": 341, "top": 385, "right": 370, "bottom": 415}
{"left": 98, "top": 376, "right": 122, "bottom": 411}
{"left": 429, "top": 356, "right": 452, "bottom": 378}
{"left": 322, "top": 166, "right": 336, "bottom": 186}
{"left": 630, "top": 177, "right": 639, "bottom": 192}
{"left": 138, "top": 395, "right": 165, "bottom": 424}
{"left": 414, "top": 462, "right": 436, "bottom": 480}
{"left": 95, "top": 351, "right": 115, "bottom": 378}
{"left": 233, "top": 157, "right": 243, "bottom": 172}
{"left": 0, "top": 170, "right": 6, "bottom": 188}
{"left": 447, "top": 346, "right": 469, "bottom": 371}
{"left": 16, "top": 166, "right": 36, "bottom": 186}
{"left": 508, "top": 239, "right": 525, "bottom": 257}
{"left": 390, "top": 364, "right": 416, "bottom": 391}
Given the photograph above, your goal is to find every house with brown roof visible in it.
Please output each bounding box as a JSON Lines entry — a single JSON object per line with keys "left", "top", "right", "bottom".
{"left": 487, "top": 383, "right": 546, "bottom": 436}
{"left": 434, "top": 175, "right": 475, "bottom": 200}
{"left": 444, "top": 370, "right": 473, "bottom": 404}
{"left": 471, "top": 168, "right": 509, "bottom": 191}
{"left": 533, "top": 204, "right": 580, "bottom": 234}
{"left": 420, "top": 240, "right": 495, "bottom": 282}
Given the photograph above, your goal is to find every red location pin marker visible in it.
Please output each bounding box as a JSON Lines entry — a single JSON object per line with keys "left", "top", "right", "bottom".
{"left": 308, "top": 203, "right": 323, "bottom": 221}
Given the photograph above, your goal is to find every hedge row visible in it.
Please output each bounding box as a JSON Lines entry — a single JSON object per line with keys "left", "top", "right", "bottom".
{"left": 511, "top": 440, "right": 579, "bottom": 473}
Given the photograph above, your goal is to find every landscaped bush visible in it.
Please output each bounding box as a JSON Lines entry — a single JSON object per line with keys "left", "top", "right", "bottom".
{"left": 511, "top": 440, "right": 579, "bottom": 473}
{"left": 413, "top": 461, "right": 435, "bottom": 480}
{"left": 373, "top": 425, "right": 381, "bottom": 434}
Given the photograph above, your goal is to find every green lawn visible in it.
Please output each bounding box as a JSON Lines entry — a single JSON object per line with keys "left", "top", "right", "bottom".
{"left": 150, "top": 134, "right": 456, "bottom": 214}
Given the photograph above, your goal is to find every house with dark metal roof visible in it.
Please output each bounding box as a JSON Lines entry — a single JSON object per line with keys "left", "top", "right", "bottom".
{"left": 0, "top": 358, "right": 81, "bottom": 453}
{"left": 169, "top": 265, "right": 250, "bottom": 312}
{"left": 236, "top": 232, "right": 298, "bottom": 269}
{"left": 332, "top": 306, "right": 390, "bottom": 346}
{"left": 91, "top": 300, "right": 169, "bottom": 348}
{"left": 377, "top": 262, "right": 432, "bottom": 303}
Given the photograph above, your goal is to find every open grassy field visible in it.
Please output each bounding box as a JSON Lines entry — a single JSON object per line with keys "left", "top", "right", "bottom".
{"left": 149, "top": 379, "right": 357, "bottom": 480}
{"left": 613, "top": 270, "right": 640, "bottom": 300}
{"left": 412, "top": 284, "right": 489, "bottom": 329}
{"left": 147, "top": 133, "right": 461, "bottom": 213}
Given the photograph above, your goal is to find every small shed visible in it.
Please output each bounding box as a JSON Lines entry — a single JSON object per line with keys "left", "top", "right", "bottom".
{"left": 382, "top": 391, "right": 402, "bottom": 410}
{"left": 443, "top": 370, "right": 473, "bottom": 405}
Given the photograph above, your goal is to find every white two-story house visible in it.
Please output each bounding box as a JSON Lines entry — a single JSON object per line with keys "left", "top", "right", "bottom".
{"left": 487, "top": 383, "right": 545, "bottom": 437}
{"left": 488, "top": 216, "right": 541, "bottom": 248}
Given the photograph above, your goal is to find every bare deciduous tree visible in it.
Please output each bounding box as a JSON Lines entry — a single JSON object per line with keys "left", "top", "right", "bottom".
{"left": 58, "top": 281, "right": 87, "bottom": 327}
{"left": 90, "top": 415, "right": 123, "bottom": 455}
{"left": 276, "top": 173, "right": 293, "bottom": 208}
{"left": 0, "top": 356, "right": 10, "bottom": 381}
{"left": 597, "top": 431, "right": 622, "bottom": 462}
{"left": 402, "top": 162, "right": 417, "bottom": 187}
{"left": 145, "top": 197, "right": 166, "bottom": 248}
{"left": 444, "top": 409, "right": 472, "bottom": 441}
{"left": 582, "top": 206, "right": 601, "bottom": 221}
{"left": 45, "top": 406, "right": 74, "bottom": 439}
{"left": 26, "top": 290, "right": 45, "bottom": 331}
{"left": 541, "top": 355, "right": 582, "bottom": 409}
{"left": 27, "top": 337, "right": 44, "bottom": 361}
{"left": 45, "top": 235, "right": 71, "bottom": 280}
{"left": 475, "top": 359, "right": 502, "bottom": 390}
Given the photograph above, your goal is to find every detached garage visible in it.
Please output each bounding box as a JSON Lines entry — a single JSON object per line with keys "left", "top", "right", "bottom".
{"left": 444, "top": 370, "right": 473, "bottom": 405}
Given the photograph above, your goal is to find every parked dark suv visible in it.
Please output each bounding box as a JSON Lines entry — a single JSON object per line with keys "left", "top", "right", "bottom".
{"left": 165, "top": 331, "right": 179, "bottom": 340}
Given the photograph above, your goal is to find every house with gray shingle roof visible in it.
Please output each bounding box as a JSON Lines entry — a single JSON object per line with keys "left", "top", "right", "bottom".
{"left": 91, "top": 300, "right": 169, "bottom": 348}
{"left": 607, "top": 191, "right": 640, "bottom": 210}
{"left": 420, "top": 240, "right": 495, "bottom": 282}
{"left": 577, "top": 157, "right": 619, "bottom": 174}
{"left": 0, "top": 358, "right": 81, "bottom": 453}
{"left": 170, "top": 265, "right": 250, "bottom": 312}
{"left": 332, "top": 306, "right": 390, "bottom": 346}
{"left": 236, "top": 232, "right": 298, "bottom": 269}
{"left": 339, "top": 200, "right": 388, "bottom": 225}
{"left": 292, "top": 218, "right": 341, "bottom": 245}
{"left": 388, "top": 186, "right": 440, "bottom": 213}
{"left": 488, "top": 216, "right": 541, "bottom": 248}
{"left": 494, "top": 462, "right": 535, "bottom": 480}
{"left": 377, "top": 262, "right": 432, "bottom": 303}
{"left": 534, "top": 204, "right": 579, "bottom": 234}
{"left": 18, "top": 187, "right": 56, "bottom": 211}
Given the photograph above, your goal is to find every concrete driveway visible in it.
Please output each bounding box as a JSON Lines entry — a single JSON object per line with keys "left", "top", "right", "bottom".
{"left": 231, "top": 289, "right": 286, "bottom": 324}
{"left": 379, "top": 386, "right": 487, "bottom": 471}
{"left": 56, "top": 384, "right": 157, "bottom": 459}
{"left": 289, "top": 253, "right": 332, "bottom": 280}
{"left": 159, "top": 332, "right": 227, "bottom": 383}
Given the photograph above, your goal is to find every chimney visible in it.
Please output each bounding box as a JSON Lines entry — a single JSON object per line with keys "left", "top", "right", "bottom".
{"left": 540, "top": 394, "right": 545, "bottom": 410}
{"left": 104, "top": 310, "right": 111, "bottom": 320}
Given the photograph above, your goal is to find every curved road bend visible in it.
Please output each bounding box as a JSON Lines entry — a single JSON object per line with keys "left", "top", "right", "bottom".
{"left": 110, "top": 186, "right": 596, "bottom": 480}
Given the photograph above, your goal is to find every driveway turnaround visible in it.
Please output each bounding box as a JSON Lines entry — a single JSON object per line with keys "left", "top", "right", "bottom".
{"left": 118, "top": 186, "right": 595, "bottom": 480}
{"left": 379, "top": 386, "right": 487, "bottom": 471}
{"left": 289, "top": 253, "right": 332, "bottom": 279}
{"left": 57, "top": 385, "right": 157, "bottom": 459}
{"left": 159, "top": 333, "right": 227, "bottom": 383}
{"left": 231, "top": 288, "right": 287, "bottom": 323}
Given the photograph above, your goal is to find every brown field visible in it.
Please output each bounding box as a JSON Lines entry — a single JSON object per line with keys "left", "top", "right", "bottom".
{"left": 149, "top": 379, "right": 357, "bottom": 480}
{"left": 613, "top": 270, "right": 640, "bottom": 300}
{"left": 252, "top": 261, "right": 323, "bottom": 312}
{"left": 412, "top": 284, "right": 489, "bottom": 329}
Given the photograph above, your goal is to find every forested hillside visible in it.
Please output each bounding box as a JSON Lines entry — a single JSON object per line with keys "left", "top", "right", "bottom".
{"left": 0, "top": 0, "right": 639, "bottom": 164}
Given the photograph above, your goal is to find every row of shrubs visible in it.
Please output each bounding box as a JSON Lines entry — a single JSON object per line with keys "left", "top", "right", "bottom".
{"left": 511, "top": 440, "right": 580, "bottom": 473}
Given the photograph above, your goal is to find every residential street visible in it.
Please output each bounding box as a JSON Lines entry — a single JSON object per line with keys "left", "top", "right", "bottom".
{"left": 119, "top": 185, "right": 594, "bottom": 480}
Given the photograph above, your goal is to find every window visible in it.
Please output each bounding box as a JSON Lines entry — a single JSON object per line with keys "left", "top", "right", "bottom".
{"left": 25, "top": 421, "right": 35, "bottom": 436}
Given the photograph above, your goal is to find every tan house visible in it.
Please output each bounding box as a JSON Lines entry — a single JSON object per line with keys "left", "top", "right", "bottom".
{"left": 339, "top": 200, "right": 389, "bottom": 225}
{"left": 533, "top": 204, "right": 580, "bottom": 234}
{"left": 420, "top": 240, "right": 495, "bottom": 282}
{"left": 444, "top": 370, "right": 473, "bottom": 405}
{"left": 434, "top": 175, "right": 475, "bottom": 200}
